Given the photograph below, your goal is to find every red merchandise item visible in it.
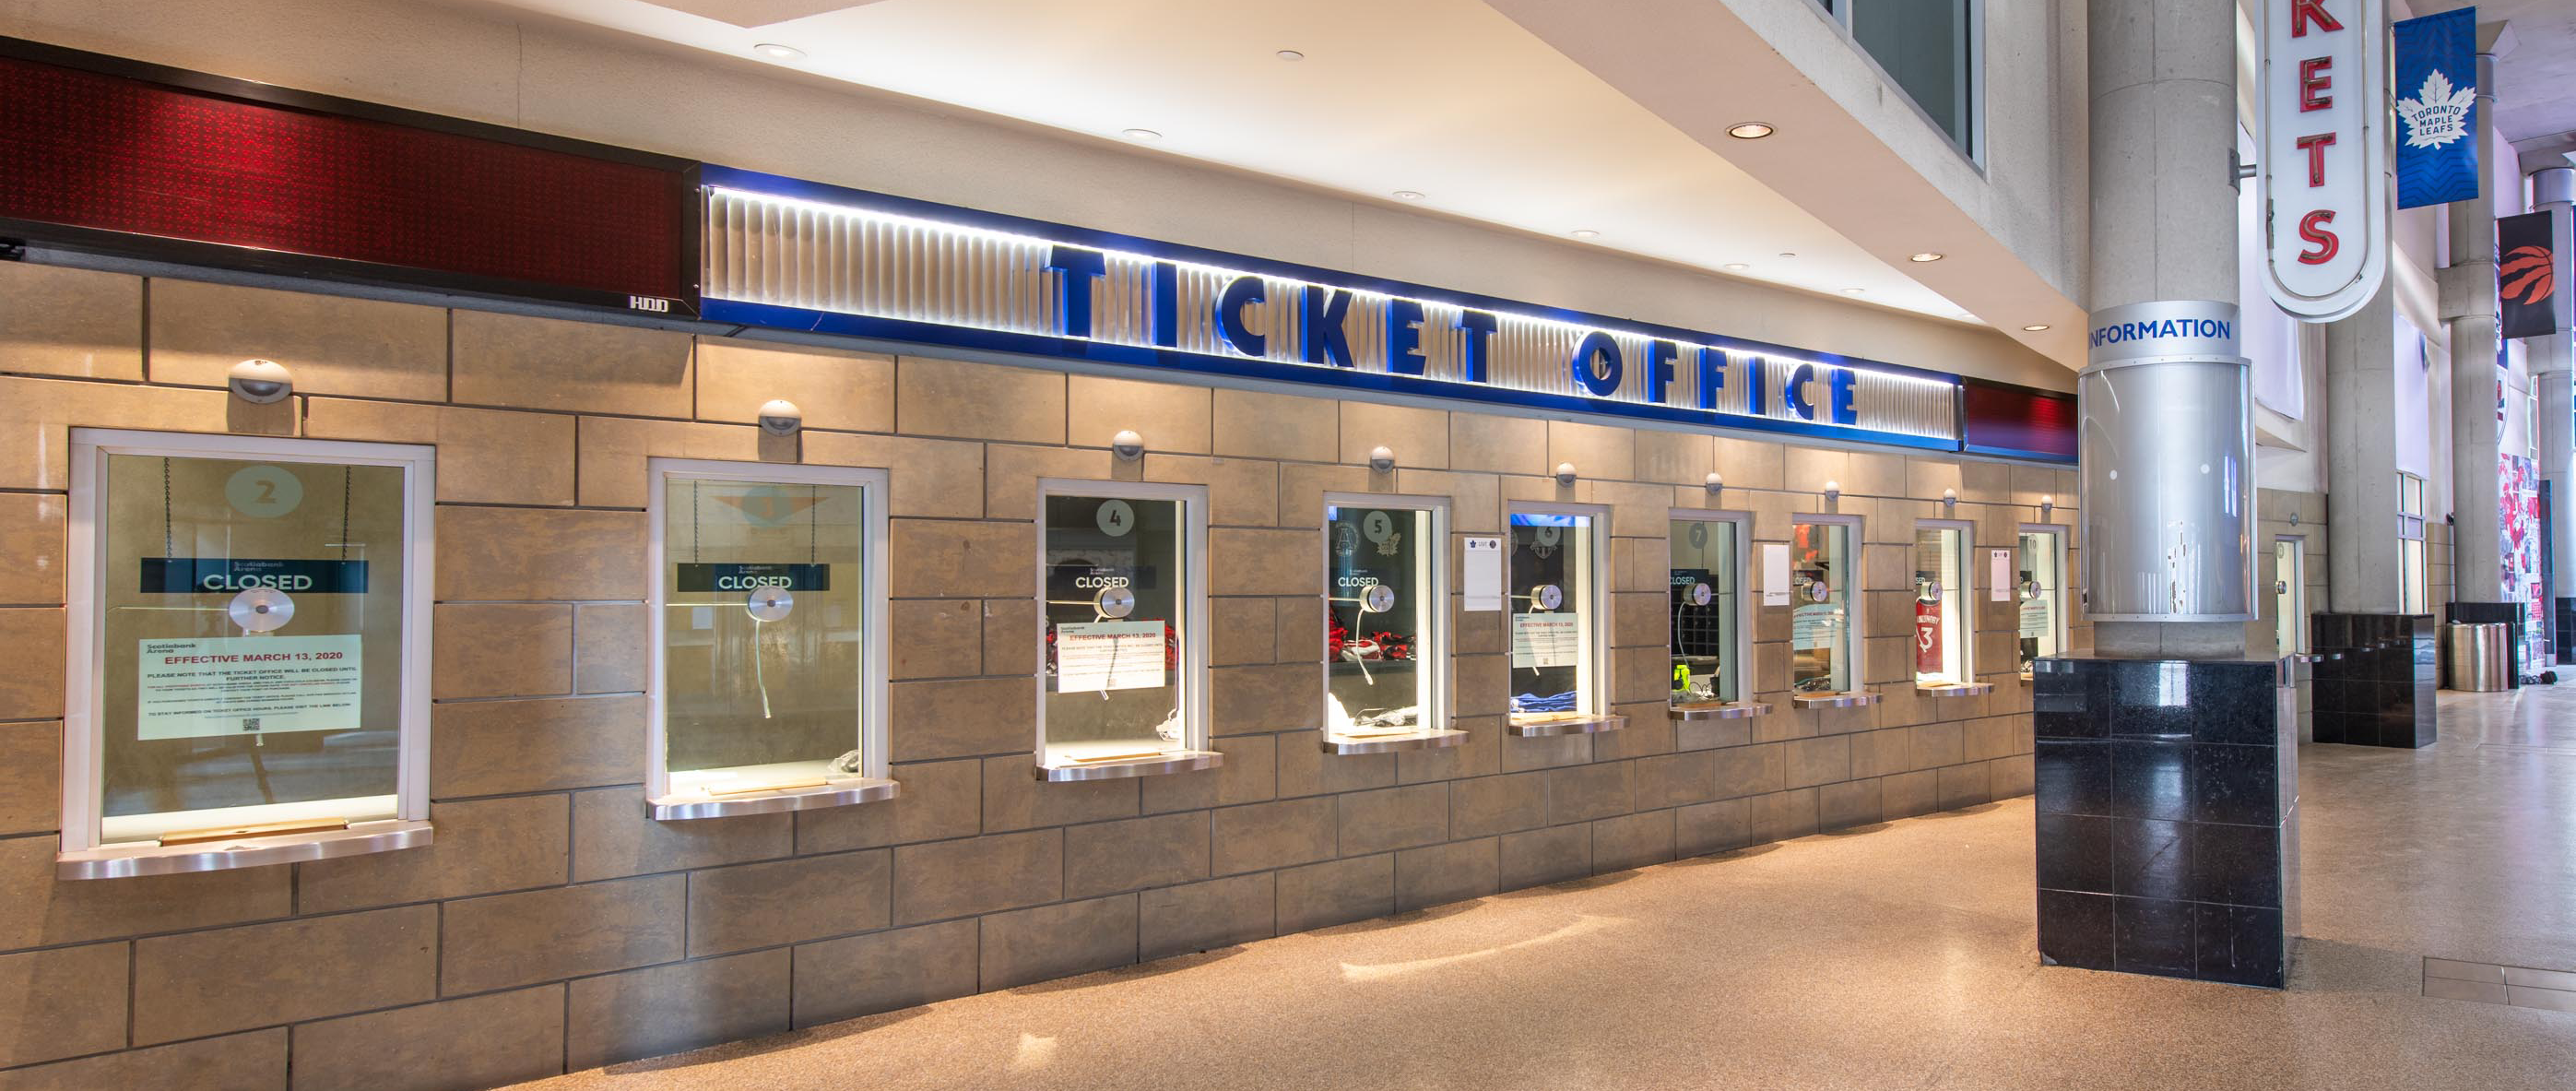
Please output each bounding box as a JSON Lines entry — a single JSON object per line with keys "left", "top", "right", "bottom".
{"left": 1915, "top": 599, "right": 1943, "bottom": 675}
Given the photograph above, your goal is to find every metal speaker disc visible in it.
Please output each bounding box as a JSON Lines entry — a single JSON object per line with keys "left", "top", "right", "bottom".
{"left": 1532, "top": 583, "right": 1564, "bottom": 611}
{"left": 1362, "top": 583, "right": 1398, "bottom": 612}
{"left": 1095, "top": 585, "right": 1137, "bottom": 619}
{"left": 1805, "top": 581, "right": 1831, "bottom": 603}
{"left": 746, "top": 587, "right": 796, "bottom": 622}
{"left": 1687, "top": 582, "right": 1713, "bottom": 607}
{"left": 229, "top": 587, "right": 295, "bottom": 633}
{"left": 2020, "top": 579, "right": 2043, "bottom": 600}
{"left": 1920, "top": 580, "right": 1944, "bottom": 604}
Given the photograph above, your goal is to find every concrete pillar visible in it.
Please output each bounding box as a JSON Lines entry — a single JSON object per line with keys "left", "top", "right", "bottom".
{"left": 2535, "top": 166, "right": 2575, "bottom": 661}
{"left": 2080, "top": 0, "right": 2252, "bottom": 659}
{"left": 2444, "top": 50, "right": 2506, "bottom": 603}
{"left": 2326, "top": 282, "right": 2405, "bottom": 614}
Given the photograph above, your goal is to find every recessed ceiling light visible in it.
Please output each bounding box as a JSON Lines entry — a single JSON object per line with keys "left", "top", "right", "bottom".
{"left": 1728, "top": 122, "right": 1776, "bottom": 139}
{"left": 1839, "top": 288, "right": 1866, "bottom": 295}
{"left": 1723, "top": 263, "right": 1751, "bottom": 271}
{"left": 751, "top": 42, "right": 805, "bottom": 60}
{"left": 1570, "top": 229, "right": 1599, "bottom": 238}
{"left": 1392, "top": 190, "right": 1425, "bottom": 201}
{"left": 2023, "top": 324, "right": 2051, "bottom": 332}
{"left": 1777, "top": 252, "right": 1797, "bottom": 259}
{"left": 1276, "top": 49, "right": 1306, "bottom": 61}
{"left": 1908, "top": 252, "right": 1944, "bottom": 263}
{"left": 1121, "top": 128, "right": 1163, "bottom": 141}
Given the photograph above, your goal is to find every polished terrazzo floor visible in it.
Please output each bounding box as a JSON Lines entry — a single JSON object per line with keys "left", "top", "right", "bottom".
{"left": 526, "top": 685, "right": 2576, "bottom": 1090}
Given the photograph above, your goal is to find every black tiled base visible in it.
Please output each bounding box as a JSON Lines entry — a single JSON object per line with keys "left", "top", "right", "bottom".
{"left": 2556, "top": 599, "right": 2574, "bottom": 666}
{"left": 2033, "top": 657, "right": 2292, "bottom": 988}
{"left": 2310, "top": 613, "right": 2436, "bottom": 748}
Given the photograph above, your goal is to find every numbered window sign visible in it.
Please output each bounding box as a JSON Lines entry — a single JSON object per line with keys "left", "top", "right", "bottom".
{"left": 1668, "top": 514, "right": 1748, "bottom": 709}
{"left": 1322, "top": 496, "right": 1449, "bottom": 749}
{"left": 1506, "top": 504, "right": 1609, "bottom": 729}
{"left": 1913, "top": 522, "right": 1973, "bottom": 686}
{"left": 62, "top": 431, "right": 435, "bottom": 877}
{"left": 647, "top": 460, "right": 892, "bottom": 820}
{"left": 1035, "top": 480, "right": 1211, "bottom": 777}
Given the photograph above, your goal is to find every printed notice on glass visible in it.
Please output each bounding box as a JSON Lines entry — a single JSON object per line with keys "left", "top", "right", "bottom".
{"left": 1791, "top": 606, "right": 1842, "bottom": 651}
{"left": 1462, "top": 537, "right": 1504, "bottom": 611}
{"left": 1509, "top": 611, "right": 1581, "bottom": 669}
{"left": 135, "top": 634, "right": 363, "bottom": 741}
{"left": 1055, "top": 621, "right": 1165, "bottom": 693}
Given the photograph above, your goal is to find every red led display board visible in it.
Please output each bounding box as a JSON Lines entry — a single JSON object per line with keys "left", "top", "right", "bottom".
{"left": 1962, "top": 379, "right": 2078, "bottom": 462}
{"left": 0, "top": 40, "right": 690, "bottom": 308}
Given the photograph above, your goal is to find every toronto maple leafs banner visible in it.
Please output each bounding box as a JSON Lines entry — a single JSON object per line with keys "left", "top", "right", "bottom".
{"left": 2394, "top": 7, "right": 2479, "bottom": 209}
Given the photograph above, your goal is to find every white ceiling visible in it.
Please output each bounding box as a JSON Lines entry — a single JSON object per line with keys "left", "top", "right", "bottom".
{"left": 451, "top": 0, "right": 1991, "bottom": 324}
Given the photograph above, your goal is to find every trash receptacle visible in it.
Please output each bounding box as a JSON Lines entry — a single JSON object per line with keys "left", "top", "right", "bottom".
{"left": 2446, "top": 622, "right": 2510, "bottom": 692}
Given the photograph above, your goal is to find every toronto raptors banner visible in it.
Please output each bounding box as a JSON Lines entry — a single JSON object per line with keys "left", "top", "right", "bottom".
{"left": 2499, "top": 210, "right": 2569, "bottom": 338}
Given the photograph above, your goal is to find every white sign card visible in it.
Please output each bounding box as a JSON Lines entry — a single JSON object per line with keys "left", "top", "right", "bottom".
{"left": 136, "top": 634, "right": 363, "bottom": 741}
{"left": 1462, "top": 537, "right": 1504, "bottom": 611}
{"left": 1761, "top": 543, "right": 1791, "bottom": 606}
{"left": 1791, "top": 605, "right": 1842, "bottom": 651}
{"left": 1990, "top": 550, "right": 2015, "bottom": 601}
{"left": 1054, "top": 621, "right": 1166, "bottom": 693}
{"left": 1509, "top": 611, "right": 1581, "bottom": 669}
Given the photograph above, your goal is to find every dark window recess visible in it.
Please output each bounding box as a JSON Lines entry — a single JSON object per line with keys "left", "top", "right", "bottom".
{"left": 0, "top": 49, "right": 686, "bottom": 302}
{"left": 1961, "top": 380, "right": 2077, "bottom": 461}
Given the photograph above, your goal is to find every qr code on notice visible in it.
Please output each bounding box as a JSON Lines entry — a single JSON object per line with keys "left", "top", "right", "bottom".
{"left": 241, "top": 717, "right": 262, "bottom": 732}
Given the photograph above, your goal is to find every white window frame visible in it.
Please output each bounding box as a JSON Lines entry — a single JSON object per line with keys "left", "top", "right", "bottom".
{"left": 645, "top": 458, "right": 893, "bottom": 820}
{"left": 2015, "top": 523, "right": 2072, "bottom": 675}
{"left": 1912, "top": 517, "right": 1980, "bottom": 691}
{"left": 1666, "top": 509, "right": 1766, "bottom": 720}
{"left": 2273, "top": 534, "right": 2310, "bottom": 658}
{"left": 1318, "top": 492, "right": 1459, "bottom": 754}
{"left": 1503, "top": 500, "right": 1623, "bottom": 735}
{"left": 1034, "top": 478, "right": 1215, "bottom": 779}
{"left": 1787, "top": 514, "right": 1878, "bottom": 707}
{"left": 61, "top": 429, "right": 436, "bottom": 879}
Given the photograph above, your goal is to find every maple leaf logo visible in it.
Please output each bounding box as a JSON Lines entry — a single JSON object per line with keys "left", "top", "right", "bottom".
{"left": 2397, "top": 69, "right": 2475, "bottom": 149}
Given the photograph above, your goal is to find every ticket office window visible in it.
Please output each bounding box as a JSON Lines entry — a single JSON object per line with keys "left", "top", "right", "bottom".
{"left": 1037, "top": 481, "right": 1213, "bottom": 777}
{"left": 2273, "top": 537, "right": 2308, "bottom": 658}
{"left": 1788, "top": 519, "right": 1861, "bottom": 695}
{"left": 2016, "top": 526, "right": 2067, "bottom": 674}
{"left": 2398, "top": 472, "right": 2428, "bottom": 614}
{"left": 63, "top": 431, "right": 434, "bottom": 877}
{"left": 1669, "top": 515, "right": 1748, "bottom": 708}
{"left": 1506, "top": 505, "right": 1613, "bottom": 731}
{"left": 1322, "top": 497, "right": 1451, "bottom": 749}
{"left": 1912, "top": 522, "right": 1973, "bottom": 687}
{"left": 648, "top": 461, "right": 891, "bottom": 819}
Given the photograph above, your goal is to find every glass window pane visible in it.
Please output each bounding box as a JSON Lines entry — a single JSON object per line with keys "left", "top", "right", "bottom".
{"left": 2016, "top": 529, "right": 2062, "bottom": 670}
{"left": 1850, "top": 0, "right": 1972, "bottom": 149}
{"left": 1913, "top": 525, "right": 1969, "bottom": 685}
{"left": 99, "top": 453, "right": 406, "bottom": 846}
{"left": 1669, "top": 518, "right": 1742, "bottom": 706}
{"left": 1508, "top": 510, "right": 1599, "bottom": 723}
{"left": 1044, "top": 493, "right": 1188, "bottom": 764}
{"left": 1325, "top": 504, "right": 1436, "bottom": 739}
{"left": 1790, "top": 522, "right": 1853, "bottom": 694}
{"left": 660, "top": 477, "right": 867, "bottom": 795}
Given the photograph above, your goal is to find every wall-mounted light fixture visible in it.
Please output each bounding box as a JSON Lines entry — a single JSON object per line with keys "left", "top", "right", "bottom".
{"left": 2039, "top": 493, "right": 2055, "bottom": 520}
{"left": 1554, "top": 462, "right": 1578, "bottom": 487}
{"left": 1942, "top": 487, "right": 1958, "bottom": 511}
{"left": 1111, "top": 430, "right": 1146, "bottom": 461}
{"left": 1368, "top": 445, "right": 1397, "bottom": 474}
{"left": 227, "top": 359, "right": 292, "bottom": 404}
{"left": 1704, "top": 471, "right": 1723, "bottom": 496}
{"left": 757, "top": 398, "right": 803, "bottom": 437}
{"left": 1823, "top": 480, "right": 1841, "bottom": 504}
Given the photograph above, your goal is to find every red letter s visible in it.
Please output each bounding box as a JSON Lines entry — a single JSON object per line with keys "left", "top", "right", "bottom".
{"left": 2297, "top": 211, "right": 2340, "bottom": 265}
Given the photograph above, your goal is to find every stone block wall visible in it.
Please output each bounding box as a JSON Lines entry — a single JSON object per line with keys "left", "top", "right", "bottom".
{"left": 0, "top": 260, "right": 2059, "bottom": 1087}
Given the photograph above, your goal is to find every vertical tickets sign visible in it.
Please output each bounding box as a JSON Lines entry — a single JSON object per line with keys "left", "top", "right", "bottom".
{"left": 2261, "top": 0, "right": 2388, "bottom": 322}
{"left": 2393, "top": 8, "right": 2481, "bottom": 209}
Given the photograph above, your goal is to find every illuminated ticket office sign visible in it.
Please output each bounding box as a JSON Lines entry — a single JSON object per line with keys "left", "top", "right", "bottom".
{"left": 694, "top": 166, "right": 1963, "bottom": 451}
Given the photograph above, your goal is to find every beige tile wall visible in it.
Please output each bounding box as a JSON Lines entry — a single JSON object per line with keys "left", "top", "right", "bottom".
{"left": 0, "top": 265, "right": 2066, "bottom": 1087}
